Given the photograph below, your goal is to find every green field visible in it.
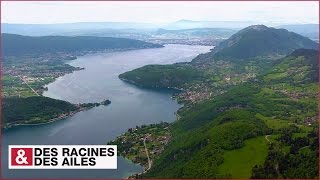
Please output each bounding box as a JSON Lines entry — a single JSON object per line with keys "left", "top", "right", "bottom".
{"left": 218, "top": 136, "right": 268, "bottom": 178}
{"left": 255, "top": 113, "right": 290, "bottom": 130}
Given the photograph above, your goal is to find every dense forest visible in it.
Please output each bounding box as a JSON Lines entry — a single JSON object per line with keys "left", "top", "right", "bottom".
{"left": 2, "top": 96, "right": 110, "bottom": 128}
{"left": 251, "top": 128, "right": 318, "bottom": 178}
{"left": 119, "top": 63, "right": 204, "bottom": 88}
{"left": 2, "top": 96, "right": 77, "bottom": 125}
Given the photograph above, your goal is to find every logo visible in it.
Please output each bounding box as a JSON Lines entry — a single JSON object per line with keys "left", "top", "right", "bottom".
{"left": 9, "top": 145, "right": 117, "bottom": 169}
{"left": 10, "top": 148, "right": 33, "bottom": 166}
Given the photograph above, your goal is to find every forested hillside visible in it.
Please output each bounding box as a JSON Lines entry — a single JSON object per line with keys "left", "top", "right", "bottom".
{"left": 212, "top": 25, "right": 318, "bottom": 59}
{"left": 143, "top": 49, "right": 318, "bottom": 178}
{"left": 119, "top": 25, "right": 318, "bottom": 90}
{"left": 2, "top": 96, "right": 77, "bottom": 126}
{"left": 2, "top": 33, "right": 163, "bottom": 57}
{"left": 118, "top": 25, "right": 319, "bottom": 178}
{"left": 119, "top": 63, "right": 204, "bottom": 89}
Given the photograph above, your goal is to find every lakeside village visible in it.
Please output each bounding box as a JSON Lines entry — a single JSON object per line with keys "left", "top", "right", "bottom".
{"left": 3, "top": 48, "right": 140, "bottom": 98}
{"left": 108, "top": 122, "right": 171, "bottom": 176}
{"left": 108, "top": 65, "right": 273, "bottom": 172}
{"left": 3, "top": 53, "right": 83, "bottom": 97}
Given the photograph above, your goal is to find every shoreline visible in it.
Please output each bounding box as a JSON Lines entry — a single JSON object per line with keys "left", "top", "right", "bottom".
{"left": 3, "top": 105, "right": 97, "bottom": 130}
{"left": 119, "top": 77, "right": 185, "bottom": 92}
{"left": 39, "top": 46, "right": 166, "bottom": 95}
{"left": 4, "top": 47, "right": 160, "bottom": 129}
{"left": 117, "top": 78, "right": 186, "bottom": 178}
{"left": 6, "top": 44, "right": 190, "bottom": 178}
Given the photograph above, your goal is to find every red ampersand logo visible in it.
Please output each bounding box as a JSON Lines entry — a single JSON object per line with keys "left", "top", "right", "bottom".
{"left": 11, "top": 148, "right": 33, "bottom": 166}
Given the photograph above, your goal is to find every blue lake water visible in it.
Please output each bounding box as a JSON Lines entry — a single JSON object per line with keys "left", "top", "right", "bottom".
{"left": 2, "top": 44, "right": 212, "bottom": 178}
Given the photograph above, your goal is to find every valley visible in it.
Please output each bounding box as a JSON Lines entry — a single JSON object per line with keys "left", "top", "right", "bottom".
{"left": 2, "top": 22, "right": 318, "bottom": 180}
{"left": 2, "top": 44, "right": 211, "bottom": 178}
{"left": 2, "top": 1, "right": 319, "bottom": 179}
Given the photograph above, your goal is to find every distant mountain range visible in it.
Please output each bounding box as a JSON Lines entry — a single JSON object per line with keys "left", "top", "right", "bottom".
{"left": 2, "top": 21, "right": 318, "bottom": 42}
{"left": 1, "top": 22, "right": 159, "bottom": 36}
{"left": 162, "top": 20, "right": 258, "bottom": 30}
{"left": 155, "top": 28, "right": 237, "bottom": 38}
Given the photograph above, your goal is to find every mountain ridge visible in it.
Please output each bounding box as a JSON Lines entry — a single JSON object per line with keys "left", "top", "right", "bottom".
{"left": 212, "top": 25, "right": 318, "bottom": 59}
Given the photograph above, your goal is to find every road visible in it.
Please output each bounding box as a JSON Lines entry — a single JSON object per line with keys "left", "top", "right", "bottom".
{"left": 176, "top": 113, "right": 181, "bottom": 120}
{"left": 265, "top": 135, "right": 271, "bottom": 143}
{"left": 19, "top": 76, "right": 40, "bottom": 96}
{"left": 143, "top": 136, "right": 152, "bottom": 171}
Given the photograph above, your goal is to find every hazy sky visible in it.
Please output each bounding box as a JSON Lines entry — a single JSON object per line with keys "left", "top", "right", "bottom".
{"left": 2, "top": 1, "right": 318, "bottom": 24}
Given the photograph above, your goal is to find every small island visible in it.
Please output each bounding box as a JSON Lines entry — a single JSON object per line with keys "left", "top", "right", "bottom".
{"left": 79, "top": 99, "right": 111, "bottom": 108}
{"left": 101, "top": 99, "right": 111, "bottom": 105}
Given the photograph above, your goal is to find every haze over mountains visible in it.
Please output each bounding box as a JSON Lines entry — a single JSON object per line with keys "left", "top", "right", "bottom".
{"left": 2, "top": 20, "right": 318, "bottom": 41}
{"left": 1, "top": 22, "right": 159, "bottom": 36}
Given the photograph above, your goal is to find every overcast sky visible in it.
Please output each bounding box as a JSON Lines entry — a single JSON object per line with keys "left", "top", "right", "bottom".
{"left": 2, "top": 1, "right": 318, "bottom": 24}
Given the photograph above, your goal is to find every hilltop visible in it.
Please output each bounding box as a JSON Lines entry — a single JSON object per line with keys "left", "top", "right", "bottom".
{"left": 211, "top": 25, "right": 318, "bottom": 59}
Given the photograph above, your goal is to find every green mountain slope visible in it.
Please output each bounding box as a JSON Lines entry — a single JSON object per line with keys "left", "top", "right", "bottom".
{"left": 119, "top": 63, "right": 204, "bottom": 89}
{"left": 142, "top": 49, "right": 318, "bottom": 178}
{"left": 212, "top": 25, "right": 318, "bottom": 59}
{"left": 2, "top": 33, "right": 163, "bottom": 57}
{"left": 119, "top": 25, "right": 318, "bottom": 91}
{"left": 118, "top": 25, "right": 318, "bottom": 178}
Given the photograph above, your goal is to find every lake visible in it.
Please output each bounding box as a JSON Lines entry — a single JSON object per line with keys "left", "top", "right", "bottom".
{"left": 2, "top": 44, "right": 212, "bottom": 178}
